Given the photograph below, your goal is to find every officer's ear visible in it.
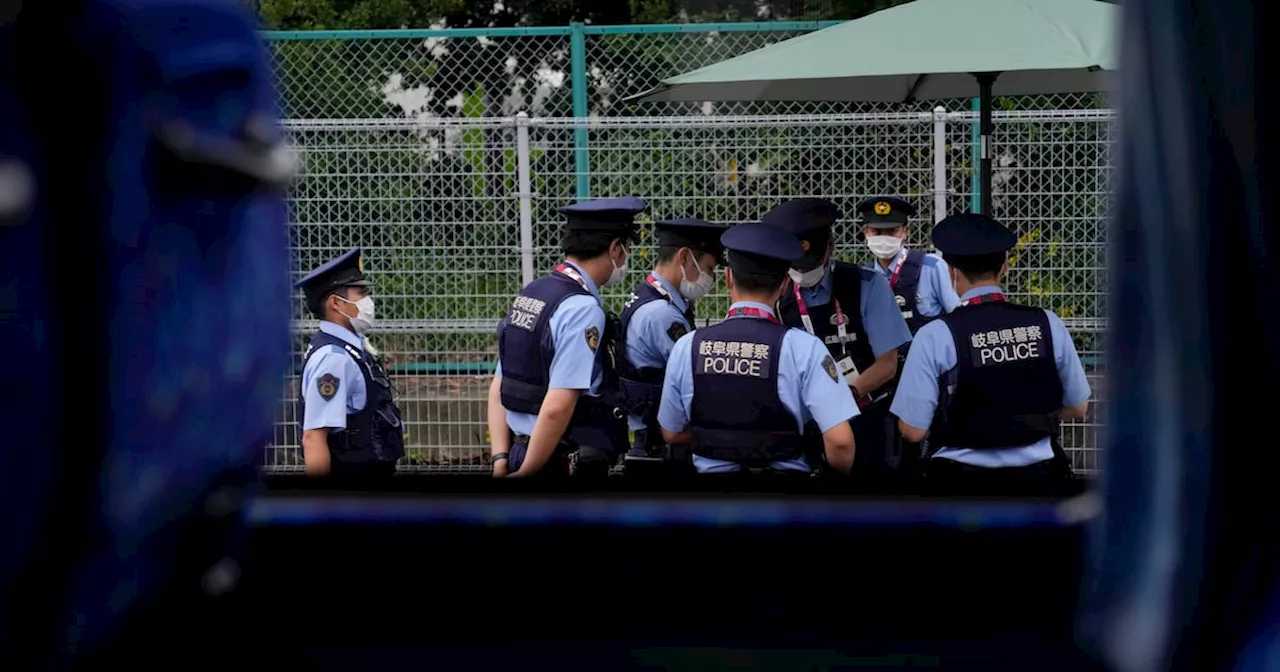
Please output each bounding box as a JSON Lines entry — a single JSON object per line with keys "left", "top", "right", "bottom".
{"left": 724, "top": 267, "right": 735, "bottom": 292}
{"left": 998, "top": 256, "right": 1010, "bottom": 281}
{"left": 680, "top": 246, "right": 696, "bottom": 270}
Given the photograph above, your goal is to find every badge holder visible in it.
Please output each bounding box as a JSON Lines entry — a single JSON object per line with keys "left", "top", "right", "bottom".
{"left": 837, "top": 357, "right": 859, "bottom": 386}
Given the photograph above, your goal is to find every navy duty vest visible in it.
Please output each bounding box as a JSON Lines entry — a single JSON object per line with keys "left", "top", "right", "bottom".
{"left": 777, "top": 261, "right": 877, "bottom": 376}
{"left": 497, "top": 269, "right": 627, "bottom": 454}
{"left": 299, "top": 332, "right": 406, "bottom": 466}
{"left": 930, "top": 301, "right": 1063, "bottom": 449}
{"left": 616, "top": 279, "right": 694, "bottom": 433}
{"left": 689, "top": 315, "right": 801, "bottom": 463}
{"left": 891, "top": 250, "right": 939, "bottom": 337}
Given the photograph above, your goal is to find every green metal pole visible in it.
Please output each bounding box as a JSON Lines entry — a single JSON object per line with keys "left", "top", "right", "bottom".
{"left": 969, "top": 97, "right": 981, "bottom": 213}
{"left": 570, "top": 21, "right": 590, "bottom": 201}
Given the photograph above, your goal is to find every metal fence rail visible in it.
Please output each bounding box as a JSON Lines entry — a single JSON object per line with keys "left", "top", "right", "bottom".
{"left": 265, "top": 110, "right": 1112, "bottom": 475}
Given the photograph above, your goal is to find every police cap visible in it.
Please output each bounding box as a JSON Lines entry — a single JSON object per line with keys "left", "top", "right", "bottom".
{"left": 559, "top": 196, "right": 647, "bottom": 232}
{"left": 655, "top": 218, "right": 729, "bottom": 264}
{"left": 856, "top": 196, "right": 916, "bottom": 228}
{"left": 760, "top": 198, "right": 839, "bottom": 269}
{"left": 295, "top": 247, "right": 370, "bottom": 312}
{"left": 720, "top": 223, "right": 806, "bottom": 275}
{"left": 931, "top": 212, "right": 1018, "bottom": 256}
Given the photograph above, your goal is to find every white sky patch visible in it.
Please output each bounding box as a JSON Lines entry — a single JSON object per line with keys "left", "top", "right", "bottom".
{"left": 380, "top": 73, "right": 433, "bottom": 117}
{"left": 422, "top": 20, "right": 449, "bottom": 59}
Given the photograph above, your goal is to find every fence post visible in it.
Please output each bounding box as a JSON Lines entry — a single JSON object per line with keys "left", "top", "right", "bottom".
{"left": 932, "top": 105, "right": 948, "bottom": 224}
{"left": 569, "top": 21, "right": 590, "bottom": 201}
{"left": 515, "top": 112, "right": 535, "bottom": 288}
{"left": 969, "top": 97, "right": 981, "bottom": 213}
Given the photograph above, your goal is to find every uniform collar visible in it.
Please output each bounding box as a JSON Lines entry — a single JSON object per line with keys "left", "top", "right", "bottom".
{"left": 650, "top": 269, "right": 688, "bottom": 313}
{"left": 798, "top": 262, "right": 836, "bottom": 304}
{"left": 960, "top": 285, "right": 1004, "bottom": 302}
{"left": 727, "top": 301, "right": 777, "bottom": 318}
{"left": 872, "top": 247, "right": 911, "bottom": 276}
{"left": 560, "top": 259, "right": 601, "bottom": 298}
{"left": 320, "top": 320, "right": 363, "bottom": 349}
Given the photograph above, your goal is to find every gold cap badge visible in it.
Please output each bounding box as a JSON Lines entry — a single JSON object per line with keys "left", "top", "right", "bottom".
{"left": 874, "top": 201, "right": 891, "bottom": 216}
{"left": 801, "top": 239, "right": 811, "bottom": 252}
{"left": 358, "top": 255, "right": 365, "bottom": 274}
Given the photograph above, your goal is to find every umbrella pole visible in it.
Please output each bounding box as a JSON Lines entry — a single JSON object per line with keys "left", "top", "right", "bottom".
{"left": 975, "top": 72, "right": 1000, "bottom": 216}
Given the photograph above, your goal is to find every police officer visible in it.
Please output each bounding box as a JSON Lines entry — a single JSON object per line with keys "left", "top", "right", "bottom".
{"left": 766, "top": 198, "right": 911, "bottom": 476}
{"left": 858, "top": 196, "right": 961, "bottom": 335}
{"left": 488, "top": 197, "right": 643, "bottom": 481}
{"left": 296, "top": 247, "right": 406, "bottom": 481}
{"left": 657, "top": 223, "right": 857, "bottom": 475}
{"left": 890, "top": 213, "right": 1092, "bottom": 495}
{"left": 858, "top": 196, "right": 961, "bottom": 478}
{"left": 618, "top": 218, "right": 728, "bottom": 467}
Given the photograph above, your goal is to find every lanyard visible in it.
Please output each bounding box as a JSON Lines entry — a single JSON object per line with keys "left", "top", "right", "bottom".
{"left": 645, "top": 273, "right": 672, "bottom": 299}
{"left": 791, "top": 281, "right": 848, "bottom": 342}
{"left": 887, "top": 248, "right": 909, "bottom": 291}
{"left": 554, "top": 262, "right": 588, "bottom": 290}
{"left": 650, "top": 273, "right": 698, "bottom": 326}
{"left": 726, "top": 306, "right": 780, "bottom": 324}
{"left": 963, "top": 292, "right": 1006, "bottom": 306}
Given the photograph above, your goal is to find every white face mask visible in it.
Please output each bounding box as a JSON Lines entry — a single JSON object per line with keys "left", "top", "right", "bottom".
{"left": 605, "top": 246, "right": 629, "bottom": 287}
{"left": 679, "top": 253, "right": 715, "bottom": 301}
{"left": 336, "top": 295, "right": 376, "bottom": 334}
{"left": 866, "top": 235, "right": 904, "bottom": 260}
{"left": 788, "top": 264, "right": 827, "bottom": 289}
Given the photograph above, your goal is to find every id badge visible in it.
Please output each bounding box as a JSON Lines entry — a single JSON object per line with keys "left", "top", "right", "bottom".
{"left": 837, "top": 356, "right": 859, "bottom": 386}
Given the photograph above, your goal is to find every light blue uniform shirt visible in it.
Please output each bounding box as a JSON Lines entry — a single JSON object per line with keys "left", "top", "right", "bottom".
{"left": 801, "top": 263, "right": 912, "bottom": 356}
{"left": 494, "top": 260, "right": 608, "bottom": 437}
{"left": 865, "top": 249, "right": 962, "bottom": 318}
{"left": 301, "top": 321, "right": 368, "bottom": 432}
{"left": 623, "top": 272, "right": 691, "bottom": 432}
{"left": 658, "top": 301, "right": 861, "bottom": 473}
{"left": 889, "top": 285, "right": 1093, "bottom": 467}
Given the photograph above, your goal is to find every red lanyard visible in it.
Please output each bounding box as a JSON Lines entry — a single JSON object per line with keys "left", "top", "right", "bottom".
{"left": 887, "top": 248, "right": 909, "bottom": 290}
{"left": 791, "top": 281, "right": 849, "bottom": 342}
{"left": 726, "top": 306, "right": 780, "bottom": 324}
{"left": 554, "top": 262, "right": 588, "bottom": 290}
{"left": 645, "top": 273, "right": 672, "bottom": 299}
{"left": 963, "top": 292, "right": 1006, "bottom": 306}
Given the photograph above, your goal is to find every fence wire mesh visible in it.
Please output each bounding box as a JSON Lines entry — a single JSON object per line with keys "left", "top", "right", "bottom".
{"left": 266, "top": 26, "right": 1107, "bottom": 120}
{"left": 264, "top": 110, "right": 1112, "bottom": 475}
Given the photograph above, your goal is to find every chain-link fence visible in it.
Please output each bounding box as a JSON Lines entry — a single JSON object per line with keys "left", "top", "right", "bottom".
{"left": 264, "top": 22, "right": 1106, "bottom": 121}
{"left": 264, "top": 109, "right": 1112, "bottom": 475}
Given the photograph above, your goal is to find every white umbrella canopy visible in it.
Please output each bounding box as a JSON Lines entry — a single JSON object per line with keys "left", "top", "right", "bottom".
{"left": 628, "top": 0, "right": 1120, "bottom": 214}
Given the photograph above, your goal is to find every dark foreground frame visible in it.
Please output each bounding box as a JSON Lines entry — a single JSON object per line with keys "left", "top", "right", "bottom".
{"left": 80, "top": 474, "right": 1107, "bottom": 670}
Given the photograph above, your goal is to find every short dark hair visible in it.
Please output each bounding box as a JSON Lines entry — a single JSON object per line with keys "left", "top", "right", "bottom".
{"left": 943, "top": 252, "right": 1006, "bottom": 280}
{"left": 656, "top": 244, "right": 714, "bottom": 265}
{"left": 729, "top": 266, "right": 788, "bottom": 295}
{"left": 309, "top": 285, "right": 354, "bottom": 319}
{"left": 561, "top": 229, "right": 639, "bottom": 260}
